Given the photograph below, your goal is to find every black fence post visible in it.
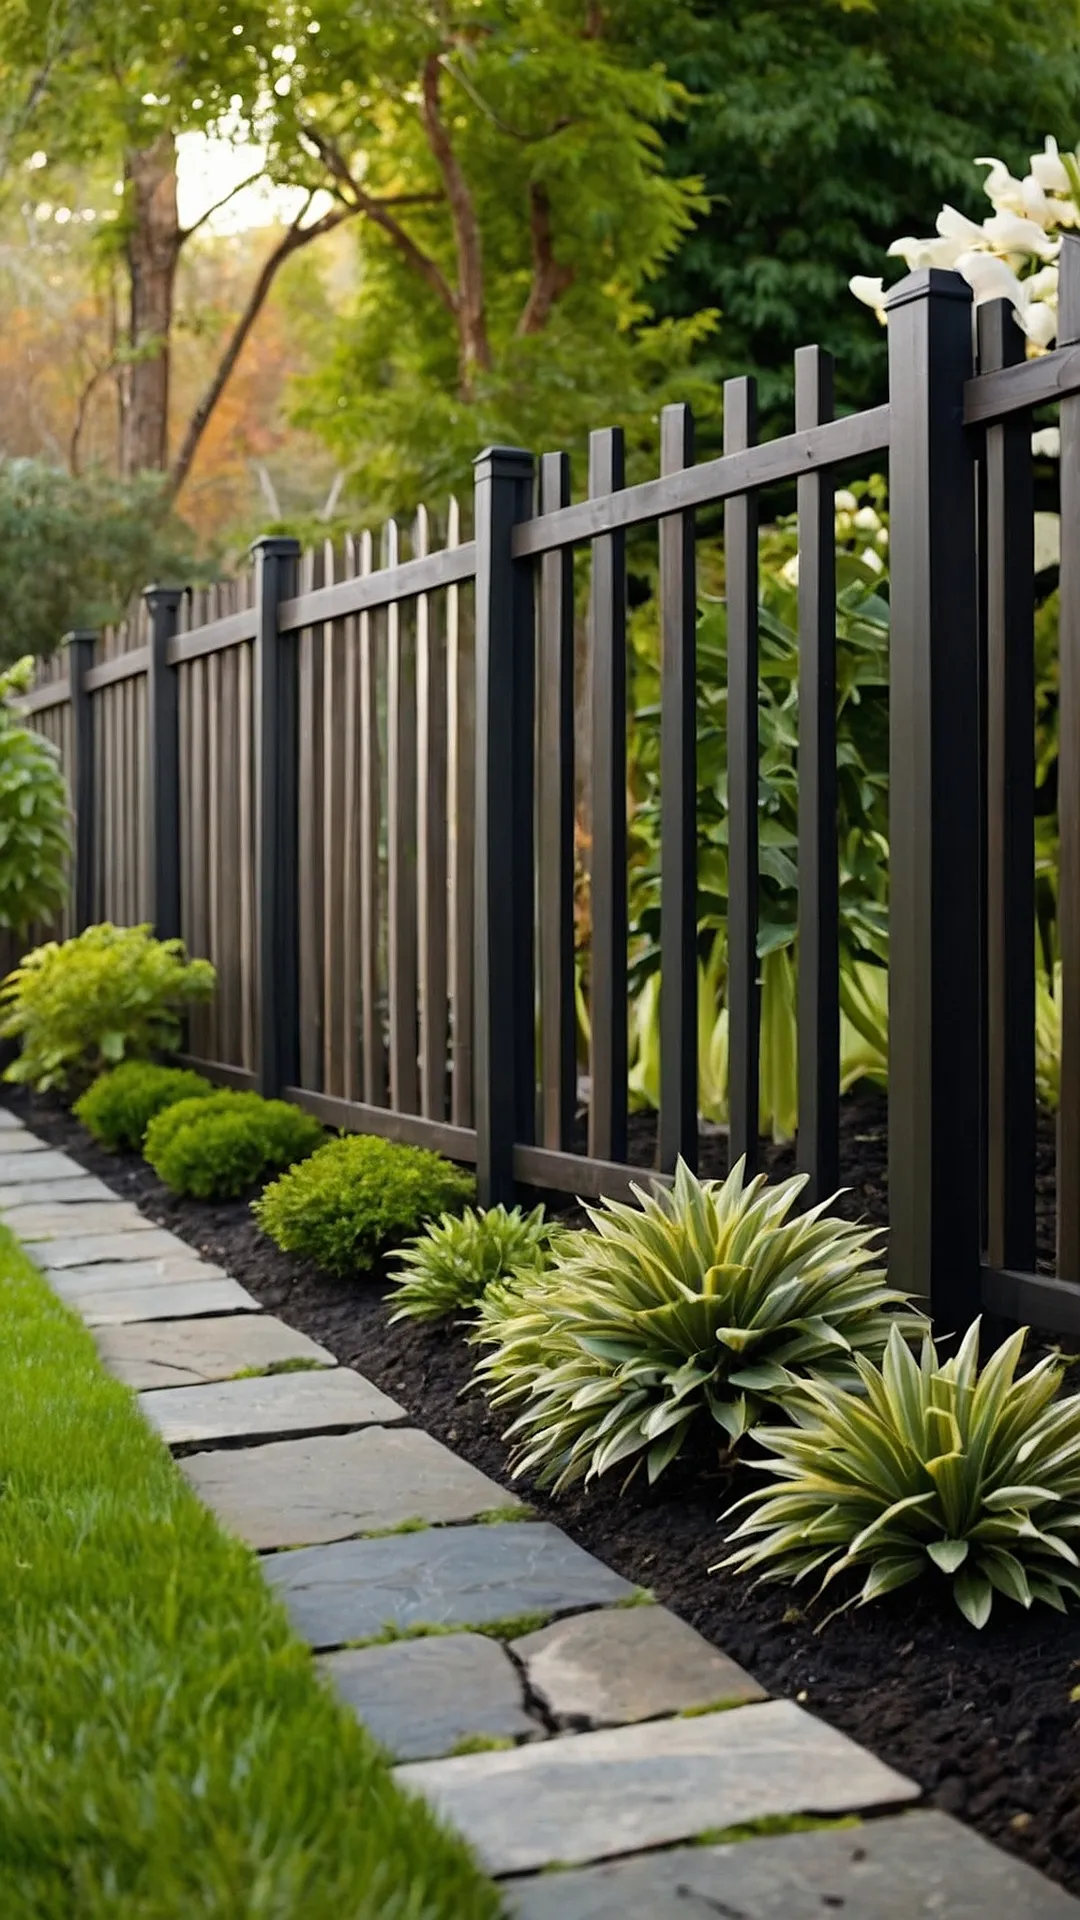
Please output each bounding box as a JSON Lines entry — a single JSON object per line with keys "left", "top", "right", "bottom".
{"left": 63, "top": 628, "right": 96, "bottom": 931}
{"left": 144, "top": 585, "right": 184, "bottom": 942}
{"left": 473, "top": 445, "right": 535, "bottom": 1207}
{"left": 886, "top": 268, "right": 982, "bottom": 1330}
{"left": 252, "top": 536, "right": 301, "bottom": 1101}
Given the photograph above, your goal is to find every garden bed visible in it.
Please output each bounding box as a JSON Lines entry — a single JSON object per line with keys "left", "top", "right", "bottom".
{"left": 9, "top": 1084, "right": 1080, "bottom": 1900}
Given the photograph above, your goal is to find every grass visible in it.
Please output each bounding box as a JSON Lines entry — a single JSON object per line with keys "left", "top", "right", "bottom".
{"left": 341, "top": 1610, "right": 557, "bottom": 1652}
{"left": 0, "top": 1231, "right": 502, "bottom": 1919}
{"left": 229, "top": 1357, "right": 331, "bottom": 1380}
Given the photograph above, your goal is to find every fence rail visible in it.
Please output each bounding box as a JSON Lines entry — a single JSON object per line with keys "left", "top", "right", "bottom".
{"left": 19, "top": 253, "right": 1080, "bottom": 1338}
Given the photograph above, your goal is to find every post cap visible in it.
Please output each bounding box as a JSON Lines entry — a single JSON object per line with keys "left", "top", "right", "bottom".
{"left": 885, "top": 267, "right": 973, "bottom": 313}
{"left": 249, "top": 534, "right": 302, "bottom": 559}
{"left": 473, "top": 445, "right": 534, "bottom": 480}
{"left": 60, "top": 628, "right": 98, "bottom": 647}
{"left": 143, "top": 583, "right": 185, "bottom": 608}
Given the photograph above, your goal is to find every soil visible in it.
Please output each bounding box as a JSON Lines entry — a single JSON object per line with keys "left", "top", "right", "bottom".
{"left": 10, "top": 1084, "right": 1080, "bottom": 1899}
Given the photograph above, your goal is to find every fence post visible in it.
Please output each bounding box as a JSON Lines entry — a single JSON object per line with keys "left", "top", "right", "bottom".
{"left": 252, "top": 536, "right": 301, "bottom": 1100}
{"left": 473, "top": 446, "right": 535, "bottom": 1206}
{"left": 886, "top": 268, "right": 981, "bottom": 1330}
{"left": 144, "top": 585, "right": 184, "bottom": 941}
{"left": 63, "top": 628, "right": 96, "bottom": 931}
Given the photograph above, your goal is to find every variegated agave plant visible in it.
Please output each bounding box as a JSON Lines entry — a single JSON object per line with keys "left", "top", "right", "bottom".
{"left": 719, "top": 1321, "right": 1080, "bottom": 1627}
{"left": 472, "top": 1158, "right": 920, "bottom": 1491}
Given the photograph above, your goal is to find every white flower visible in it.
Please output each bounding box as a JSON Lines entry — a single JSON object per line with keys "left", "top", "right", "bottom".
{"left": 936, "top": 205, "right": 987, "bottom": 249}
{"left": 982, "top": 210, "right": 1057, "bottom": 260}
{"left": 850, "top": 275, "right": 886, "bottom": 321}
{"left": 976, "top": 157, "right": 1028, "bottom": 215}
{"left": 1032, "top": 426, "right": 1061, "bottom": 458}
{"left": 1027, "top": 264, "right": 1060, "bottom": 302}
{"left": 954, "top": 250, "right": 1028, "bottom": 308}
{"left": 780, "top": 554, "right": 799, "bottom": 586}
{"left": 853, "top": 506, "right": 882, "bottom": 531}
{"left": 861, "top": 546, "right": 884, "bottom": 574}
{"left": 887, "top": 235, "right": 937, "bottom": 269}
{"left": 1017, "top": 300, "right": 1058, "bottom": 348}
{"left": 1021, "top": 174, "right": 1055, "bottom": 228}
{"left": 1030, "top": 137, "right": 1072, "bottom": 196}
{"left": 834, "top": 489, "right": 858, "bottom": 512}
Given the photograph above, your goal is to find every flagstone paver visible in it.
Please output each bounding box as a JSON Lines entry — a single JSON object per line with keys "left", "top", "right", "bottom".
{"left": 33, "top": 1227, "right": 194, "bottom": 1269}
{"left": 53, "top": 1255, "right": 227, "bottom": 1297}
{"left": 502, "top": 1810, "right": 1080, "bottom": 1918}
{"left": 4, "top": 1200, "right": 160, "bottom": 1239}
{"left": 263, "top": 1522, "right": 635, "bottom": 1650}
{"left": 78, "top": 1277, "right": 260, "bottom": 1326}
{"left": 0, "top": 1145, "right": 82, "bottom": 1177}
{"left": 183, "top": 1425, "right": 510, "bottom": 1549}
{"left": 141, "top": 1367, "right": 406, "bottom": 1448}
{"left": 397, "top": 1698, "right": 917, "bottom": 1876}
{"left": 510, "top": 1605, "right": 765, "bottom": 1728}
{"left": 94, "top": 1314, "right": 334, "bottom": 1390}
{"left": 0, "top": 1108, "right": 25, "bottom": 1128}
{"left": 0, "top": 1175, "right": 115, "bottom": 1206}
{"left": 321, "top": 1635, "right": 540, "bottom": 1761}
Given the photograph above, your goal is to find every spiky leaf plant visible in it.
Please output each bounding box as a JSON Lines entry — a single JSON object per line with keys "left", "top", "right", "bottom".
{"left": 472, "top": 1158, "right": 919, "bottom": 1491}
{"left": 719, "top": 1321, "right": 1080, "bottom": 1628}
{"left": 388, "top": 1205, "right": 560, "bottom": 1324}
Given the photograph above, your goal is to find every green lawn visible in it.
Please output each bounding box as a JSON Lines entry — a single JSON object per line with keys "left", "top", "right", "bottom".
{"left": 0, "top": 1231, "right": 502, "bottom": 1918}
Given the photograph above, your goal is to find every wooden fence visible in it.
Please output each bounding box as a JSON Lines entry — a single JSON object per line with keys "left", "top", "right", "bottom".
{"left": 19, "top": 253, "right": 1080, "bottom": 1338}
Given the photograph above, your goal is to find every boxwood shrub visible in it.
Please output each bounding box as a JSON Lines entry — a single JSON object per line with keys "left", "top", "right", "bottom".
{"left": 144, "top": 1091, "right": 325, "bottom": 1200}
{"left": 74, "top": 1061, "right": 214, "bottom": 1154}
{"left": 254, "top": 1133, "right": 475, "bottom": 1277}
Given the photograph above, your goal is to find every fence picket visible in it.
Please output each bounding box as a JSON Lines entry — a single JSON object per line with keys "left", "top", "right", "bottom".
{"left": 724, "top": 378, "right": 761, "bottom": 1173}
{"left": 587, "top": 426, "right": 628, "bottom": 1164}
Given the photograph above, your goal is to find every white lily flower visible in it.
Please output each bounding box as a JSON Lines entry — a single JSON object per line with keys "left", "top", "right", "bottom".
{"left": 1016, "top": 299, "right": 1058, "bottom": 348}
{"left": 1032, "top": 426, "right": 1061, "bottom": 458}
{"left": 936, "top": 205, "right": 987, "bottom": 248}
{"left": 853, "top": 506, "right": 881, "bottom": 531}
{"left": 954, "top": 249, "right": 1028, "bottom": 308}
{"left": 1027, "top": 264, "right": 1059, "bottom": 302}
{"left": 834, "top": 490, "right": 858, "bottom": 512}
{"left": 887, "top": 235, "right": 936, "bottom": 269}
{"left": 983, "top": 210, "right": 1057, "bottom": 259}
{"left": 850, "top": 274, "right": 886, "bottom": 321}
{"left": 1021, "top": 174, "right": 1055, "bottom": 228}
{"left": 1030, "top": 137, "right": 1071, "bottom": 196}
{"left": 976, "top": 157, "right": 1028, "bottom": 215}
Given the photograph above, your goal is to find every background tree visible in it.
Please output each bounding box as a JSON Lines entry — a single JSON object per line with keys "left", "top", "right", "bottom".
{"left": 640, "top": 0, "right": 1080, "bottom": 424}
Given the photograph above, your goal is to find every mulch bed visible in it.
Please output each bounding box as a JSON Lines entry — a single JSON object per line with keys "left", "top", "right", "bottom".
{"left": 9, "top": 1083, "right": 1080, "bottom": 1898}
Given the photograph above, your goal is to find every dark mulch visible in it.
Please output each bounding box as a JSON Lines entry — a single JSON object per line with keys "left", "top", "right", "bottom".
{"left": 9, "top": 1084, "right": 1080, "bottom": 1898}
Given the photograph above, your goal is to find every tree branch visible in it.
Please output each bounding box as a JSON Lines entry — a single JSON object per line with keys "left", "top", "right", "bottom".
{"left": 178, "top": 168, "right": 266, "bottom": 244}
{"left": 420, "top": 54, "right": 491, "bottom": 386}
{"left": 300, "top": 124, "right": 458, "bottom": 314}
{"left": 516, "top": 180, "right": 575, "bottom": 335}
{"left": 168, "top": 200, "right": 356, "bottom": 502}
{"left": 69, "top": 352, "right": 119, "bottom": 474}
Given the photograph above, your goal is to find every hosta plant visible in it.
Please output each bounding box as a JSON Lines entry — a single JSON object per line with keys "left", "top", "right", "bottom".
{"left": 388, "top": 1205, "right": 559, "bottom": 1325}
{"left": 473, "top": 1158, "right": 919, "bottom": 1491}
{"left": 720, "top": 1321, "right": 1080, "bottom": 1628}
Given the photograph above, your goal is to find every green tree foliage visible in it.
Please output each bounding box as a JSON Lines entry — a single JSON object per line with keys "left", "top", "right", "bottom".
{"left": 283, "top": 0, "right": 715, "bottom": 507}
{"left": 0, "top": 461, "right": 197, "bottom": 658}
{"left": 0, "top": 657, "right": 69, "bottom": 932}
{"left": 640, "top": 0, "right": 1080, "bottom": 421}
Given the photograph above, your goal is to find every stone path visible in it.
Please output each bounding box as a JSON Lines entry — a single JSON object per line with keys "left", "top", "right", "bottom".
{"left": 6, "top": 1109, "right": 1079, "bottom": 1917}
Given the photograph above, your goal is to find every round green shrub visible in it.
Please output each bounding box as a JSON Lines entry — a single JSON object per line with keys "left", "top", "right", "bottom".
{"left": 144, "top": 1091, "right": 325, "bottom": 1200}
{"left": 74, "top": 1061, "right": 214, "bottom": 1153}
{"left": 388, "top": 1205, "right": 559, "bottom": 1324}
{"left": 254, "top": 1133, "right": 476, "bottom": 1278}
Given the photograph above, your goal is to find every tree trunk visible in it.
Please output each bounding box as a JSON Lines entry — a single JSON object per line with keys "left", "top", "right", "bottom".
{"left": 120, "top": 134, "right": 180, "bottom": 477}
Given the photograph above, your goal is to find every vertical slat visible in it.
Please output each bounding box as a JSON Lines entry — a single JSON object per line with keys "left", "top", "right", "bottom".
{"left": 538, "top": 454, "right": 576, "bottom": 1151}
{"left": 886, "top": 267, "right": 981, "bottom": 1328}
{"left": 1057, "top": 238, "right": 1080, "bottom": 1282}
{"left": 253, "top": 535, "right": 301, "bottom": 1100}
{"left": 724, "top": 378, "right": 761, "bottom": 1172}
{"left": 320, "top": 541, "right": 345, "bottom": 1095}
{"left": 189, "top": 652, "right": 209, "bottom": 1055}
{"left": 359, "top": 530, "right": 384, "bottom": 1104}
{"left": 386, "top": 518, "right": 419, "bottom": 1114}
{"left": 587, "top": 427, "right": 628, "bottom": 1164}
{"left": 795, "top": 346, "right": 840, "bottom": 1201}
{"left": 218, "top": 646, "right": 241, "bottom": 1064}
{"left": 979, "top": 299, "right": 1036, "bottom": 1273}
{"left": 473, "top": 444, "right": 536, "bottom": 1205}
{"left": 658, "top": 405, "right": 698, "bottom": 1173}
{"left": 416, "top": 504, "right": 449, "bottom": 1119}
{"left": 447, "top": 500, "right": 475, "bottom": 1127}
{"left": 297, "top": 545, "right": 325, "bottom": 1090}
{"left": 64, "top": 628, "right": 95, "bottom": 931}
{"left": 340, "top": 536, "right": 362, "bottom": 1102}
{"left": 207, "top": 645, "right": 222, "bottom": 1055}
